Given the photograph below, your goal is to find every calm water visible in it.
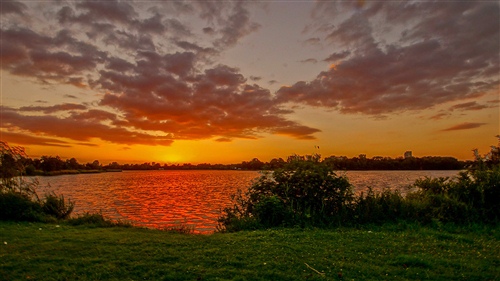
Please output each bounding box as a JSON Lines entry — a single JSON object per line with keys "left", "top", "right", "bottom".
{"left": 35, "top": 170, "right": 459, "bottom": 233}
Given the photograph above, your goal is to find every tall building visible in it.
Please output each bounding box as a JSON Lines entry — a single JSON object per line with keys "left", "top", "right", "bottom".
{"left": 404, "top": 151, "right": 413, "bottom": 159}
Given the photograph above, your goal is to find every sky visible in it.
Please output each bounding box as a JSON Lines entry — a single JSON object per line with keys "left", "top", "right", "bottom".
{"left": 1, "top": 0, "right": 499, "bottom": 164}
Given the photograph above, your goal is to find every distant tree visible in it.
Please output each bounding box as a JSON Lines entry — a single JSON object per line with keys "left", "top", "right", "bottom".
{"left": 86, "top": 160, "right": 101, "bottom": 170}
{"left": 268, "top": 158, "right": 285, "bottom": 169}
{"left": 40, "top": 156, "right": 65, "bottom": 172}
{"left": 65, "top": 158, "right": 81, "bottom": 170}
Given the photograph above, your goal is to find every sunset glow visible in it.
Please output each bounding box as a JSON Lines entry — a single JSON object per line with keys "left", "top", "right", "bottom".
{"left": 1, "top": 1, "right": 498, "bottom": 164}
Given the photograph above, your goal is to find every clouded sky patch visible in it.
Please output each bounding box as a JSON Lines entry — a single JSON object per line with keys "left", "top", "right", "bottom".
{"left": 442, "top": 122, "right": 487, "bottom": 132}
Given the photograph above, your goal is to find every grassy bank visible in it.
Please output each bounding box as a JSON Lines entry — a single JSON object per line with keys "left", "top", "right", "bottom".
{"left": 1, "top": 221, "right": 498, "bottom": 280}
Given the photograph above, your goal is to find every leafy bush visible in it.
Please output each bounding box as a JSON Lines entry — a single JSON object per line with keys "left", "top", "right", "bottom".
{"left": 253, "top": 195, "right": 293, "bottom": 228}
{"left": 42, "top": 193, "right": 75, "bottom": 220}
{"left": 218, "top": 155, "right": 354, "bottom": 231}
{"left": 0, "top": 192, "right": 44, "bottom": 221}
{"left": 352, "top": 188, "right": 405, "bottom": 224}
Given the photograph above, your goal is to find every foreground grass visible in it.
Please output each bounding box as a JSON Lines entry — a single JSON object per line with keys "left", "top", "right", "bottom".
{"left": 1, "top": 222, "right": 499, "bottom": 281}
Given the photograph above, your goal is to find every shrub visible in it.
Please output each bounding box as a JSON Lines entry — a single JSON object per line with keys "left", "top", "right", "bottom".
{"left": 352, "top": 188, "right": 405, "bottom": 224}
{"left": 253, "top": 195, "right": 293, "bottom": 228}
{"left": 218, "top": 155, "right": 354, "bottom": 231}
{"left": 42, "top": 193, "right": 74, "bottom": 219}
{"left": 0, "top": 192, "right": 44, "bottom": 221}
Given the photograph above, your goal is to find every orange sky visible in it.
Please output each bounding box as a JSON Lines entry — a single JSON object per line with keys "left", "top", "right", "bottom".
{"left": 1, "top": 1, "right": 499, "bottom": 164}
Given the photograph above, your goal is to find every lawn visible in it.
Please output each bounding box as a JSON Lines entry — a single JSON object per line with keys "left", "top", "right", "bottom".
{"left": 1, "top": 221, "right": 499, "bottom": 281}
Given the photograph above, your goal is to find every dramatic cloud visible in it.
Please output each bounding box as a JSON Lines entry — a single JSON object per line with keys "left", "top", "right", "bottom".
{"left": 0, "top": 1, "right": 319, "bottom": 147}
{"left": 1, "top": 0, "right": 496, "bottom": 151}
{"left": 278, "top": 2, "right": 499, "bottom": 115}
{"left": 0, "top": 107, "right": 173, "bottom": 146}
{"left": 98, "top": 64, "right": 320, "bottom": 141}
{"left": 442, "top": 123, "right": 487, "bottom": 132}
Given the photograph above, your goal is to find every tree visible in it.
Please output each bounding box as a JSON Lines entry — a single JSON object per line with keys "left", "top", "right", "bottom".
{"left": 66, "top": 158, "right": 81, "bottom": 170}
{"left": 86, "top": 160, "right": 101, "bottom": 170}
{"left": 0, "top": 141, "right": 38, "bottom": 198}
{"left": 40, "top": 156, "right": 65, "bottom": 172}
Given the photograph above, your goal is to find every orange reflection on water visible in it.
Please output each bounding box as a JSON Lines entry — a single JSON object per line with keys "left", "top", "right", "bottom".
{"left": 37, "top": 170, "right": 260, "bottom": 233}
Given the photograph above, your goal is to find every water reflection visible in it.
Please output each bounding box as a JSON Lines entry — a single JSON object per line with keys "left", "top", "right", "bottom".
{"left": 37, "top": 170, "right": 259, "bottom": 233}
{"left": 36, "top": 170, "right": 459, "bottom": 233}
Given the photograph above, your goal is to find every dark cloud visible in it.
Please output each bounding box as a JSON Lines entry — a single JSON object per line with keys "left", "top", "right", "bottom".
{"left": 324, "top": 51, "right": 350, "bottom": 62}
{"left": 0, "top": 27, "right": 106, "bottom": 84}
{"left": 442, "top": 122, "right": 487, "bottom": 132}
{"left": 214, "top": 2, "right": 261, "bottom": 48}
{"left": 19, "top": 103, "right": 87, "bottom": 114}
{"left": 303, "top": 37, "right": 321, "bottom": 46}
{"left": 138, "top": 13, "right": 166, "bottom": 34}
{"left": 299, "top": 58, "right": 318, "bottom": 64}
{"left": 203, "top": 27, "right": 215, "bottom": 35}
{"left": 75, "top": 0, "right": 138, "bottom": 24}
{"left": 175, "top": 41, "right": 217, "bottom": 58}
{"left": 279, "top": 2, "right": 499, "bottom": 115}
{"left": 428, "top": 112, "right": 450, "bottom": 121}
{"left": 1, "top": 1, "right": 27, "bottom": 15}
{"left": 449, "top": 102, "right": 489, "bottom": 111}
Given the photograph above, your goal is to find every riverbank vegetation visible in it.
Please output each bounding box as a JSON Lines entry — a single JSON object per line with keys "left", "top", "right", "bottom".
{"left": 218, "top": 139, "right": 500, "bottom": 232}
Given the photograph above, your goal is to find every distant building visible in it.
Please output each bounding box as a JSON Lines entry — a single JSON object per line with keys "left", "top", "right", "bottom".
{"left": 404, "top": 151, "right": 413, "bottom": 159}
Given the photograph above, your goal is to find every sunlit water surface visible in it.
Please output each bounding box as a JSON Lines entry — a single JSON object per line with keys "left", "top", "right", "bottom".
{"left": 36, "top": 170, "right": 459, "bottom": 233}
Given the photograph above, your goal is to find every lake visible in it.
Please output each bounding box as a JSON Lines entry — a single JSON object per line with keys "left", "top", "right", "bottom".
{"left": 35, "top": 170, "right": 460, "bottom": 233}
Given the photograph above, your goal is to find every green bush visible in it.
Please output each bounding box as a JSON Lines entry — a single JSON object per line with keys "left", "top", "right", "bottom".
{"left": 218, "top": 155, "right": 354, "bottom": 231}
{"left": 0, "top": 192, "right": 44, "bottom": 221}
{"left": 42, "top": 193, "right": 74, "bottom": 220}
{"left": 253, "top": 195, "right": 293, "bottom": 228}
{"left": 352, "top": 188, "right": 405, "bottom": 224}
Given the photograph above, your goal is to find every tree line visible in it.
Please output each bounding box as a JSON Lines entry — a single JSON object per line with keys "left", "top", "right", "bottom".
{"left": 15, "top": 153, "right": 468, "bottom": 175}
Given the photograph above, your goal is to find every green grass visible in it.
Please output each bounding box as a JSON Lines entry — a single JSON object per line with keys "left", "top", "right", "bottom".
{"left": 1, "top": 222, "right": 499, "bottom": 281}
